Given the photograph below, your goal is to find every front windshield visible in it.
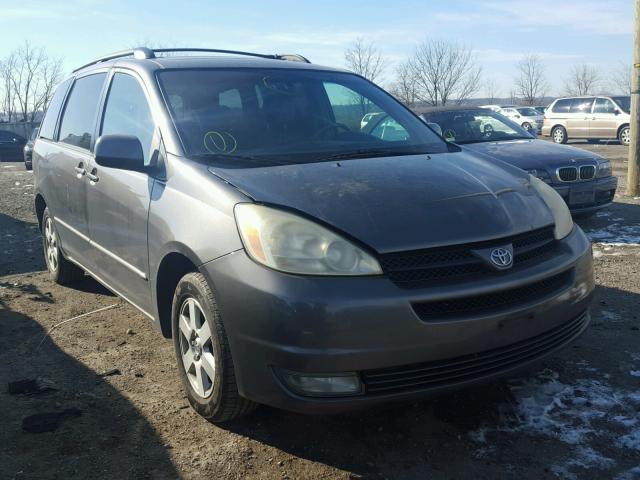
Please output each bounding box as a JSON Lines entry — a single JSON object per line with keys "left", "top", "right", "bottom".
{"left": 517, "top": 107, "right": 539, "bottom": 116}
{"left": 420, "top": 109, "right": 533, "bottom": 144}
{"left": 612, "top": 96, "right": 630, "bottom": 113}
{"left": 157, "top": 68, "right": 447, "bottom": 165}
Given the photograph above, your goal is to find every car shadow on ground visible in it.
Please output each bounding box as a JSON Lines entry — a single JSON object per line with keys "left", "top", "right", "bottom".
{"left": 0, "top": 212, "right": 44, "bottom": 276}
{"left": 0, "top": 284, "right": 178, "bottom": 480}
{"left": 221, "top": 282, "right": 640, "bottom": 479}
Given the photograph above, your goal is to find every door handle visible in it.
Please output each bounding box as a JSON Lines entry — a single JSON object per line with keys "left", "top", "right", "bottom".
{"left": 87, "top": 168, "right": 99, "bottom": 183}
{"left": 74, "top": 163, "right": 86, "bottom": 178}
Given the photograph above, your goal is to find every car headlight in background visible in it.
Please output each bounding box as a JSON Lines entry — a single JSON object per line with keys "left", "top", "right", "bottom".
{"left": 529, "top": 175, "right": 573, "bottom": 239}
{"left": 527, "top": 169, "right": 552, "bottom": 184}
{"left": 597, "top": 160, "right": 612, "bottom": 178}
{"left": 234, "top": 204, "right": 383, "bottom": 275}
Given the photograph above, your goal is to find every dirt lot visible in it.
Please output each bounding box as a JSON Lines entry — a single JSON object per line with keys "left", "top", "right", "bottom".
{"left": 1, "top": 141, "right": 639, "bottom": 480}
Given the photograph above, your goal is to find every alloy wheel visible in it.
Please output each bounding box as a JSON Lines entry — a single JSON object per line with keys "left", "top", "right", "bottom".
{"left": 178, "top": 297, "right": 216, "bottom": 398}
{"left": 553, "top": 128, "right": 564, "bottom": 143}
{"left": 620, "top": 127, "right": 630, "bottom": 146}
{"left": 44, "top": 217, "right": 59, "bottom": 272}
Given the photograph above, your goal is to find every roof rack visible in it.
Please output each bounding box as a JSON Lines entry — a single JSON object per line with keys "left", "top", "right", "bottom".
{"left": 73, "top": 47, "right": 311, "bottom": 72}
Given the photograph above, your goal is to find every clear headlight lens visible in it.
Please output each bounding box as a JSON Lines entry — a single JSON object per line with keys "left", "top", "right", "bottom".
{"left": 597, "top": 160, "right": 612, "bottom": 178}
{"left": 234, "top": 204, "right": 382, "bottom": 275}
{"left": 529, "top": 175, "right": 573, "bottom": 239}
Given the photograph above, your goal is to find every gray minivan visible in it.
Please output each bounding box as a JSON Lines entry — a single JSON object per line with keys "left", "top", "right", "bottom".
{"left": 33, "top": 48, "right": 594, "bottom": 422}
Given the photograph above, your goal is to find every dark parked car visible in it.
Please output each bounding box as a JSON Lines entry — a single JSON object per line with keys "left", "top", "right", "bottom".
{"left": 0, "top": 130, "right": 27, "bottom": 162}
{"left": 33, "top": 48, "right": 593, "bottom": 422}
{"left": 24, "top": 128, "right": 39, "bottom": 170}
{"left": 419, "top": 107, "right": 617, "bottom": 215}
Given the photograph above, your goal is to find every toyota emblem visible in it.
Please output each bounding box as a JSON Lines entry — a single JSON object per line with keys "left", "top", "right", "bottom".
{"left": 490, "top": 248, "right": 513, "bottom": 268}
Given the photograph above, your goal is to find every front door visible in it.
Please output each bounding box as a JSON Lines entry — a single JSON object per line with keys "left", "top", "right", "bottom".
{"left": 589, "top": 97, "right": 619, "bottom": 139}
{"left": 85, "top": 71, "right": 157, "bottom": 314}
{"left": 47, "top": 73, "right": 107, "bottom": 262}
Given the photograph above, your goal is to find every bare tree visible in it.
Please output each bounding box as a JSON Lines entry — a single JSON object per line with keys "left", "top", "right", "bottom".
{"left": 389, "top": 61, "right": 419, "bottom": 108}
{"left": 0, "top": 53, "right": 18, "bottom": 122}
{"left": 408, "top": 40, "right": 482, "bottom": 106}
{"left": 344, "top": 38, "right": 386, "bottom": 83}
{"left": 610, "top": 62, "right": 631, "bottom": 94}
{"left": 514, "top": 54, "right": 548, "bottom": 106}
{"left": 564, "top": 64, "right": 600, "bottom": 96}
{"left": 484, "top": 78, "right": 499, "bottom": 104}
{"left": 2, "top": 41, "right": 63, "bottom": 122}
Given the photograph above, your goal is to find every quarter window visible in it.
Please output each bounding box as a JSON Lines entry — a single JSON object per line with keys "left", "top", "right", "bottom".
{"left": 101, "top": 73, "right": 155, "bottom": 164}
{"left": 552, "top": 99, "right": 572, "bottom": 113}
{"left": 58, "top": 74, "right": 106, "bottom": 150}
{"left": 39, "top": 78, "right": 72, "bottom": 140}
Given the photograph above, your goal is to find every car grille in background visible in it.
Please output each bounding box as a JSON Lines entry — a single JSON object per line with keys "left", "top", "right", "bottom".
{"left": 558, "top": 167, "right": 578, "bottom": 182}
{"left": 361, "top": 310, "right": 588, "bottom": 395}
{"left": 579, "top": 165, "right": 596, "bottom": 180}
{"left": 411, "top": 269, "right": 573, "bottom": 321}
{"left": 379, "top": 227, "right": 558, "bottom": 289}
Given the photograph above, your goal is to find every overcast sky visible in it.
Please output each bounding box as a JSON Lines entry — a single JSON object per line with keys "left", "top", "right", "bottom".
{"left": 0, "top": 0, "right": 633, "bottom": 96}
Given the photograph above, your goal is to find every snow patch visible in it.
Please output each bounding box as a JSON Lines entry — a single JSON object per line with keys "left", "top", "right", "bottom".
{"left": 630, "top": 371, "right": 640, "bottom": 377}
{"left": 586, "top": 222, "right": 640, "bottom": 245}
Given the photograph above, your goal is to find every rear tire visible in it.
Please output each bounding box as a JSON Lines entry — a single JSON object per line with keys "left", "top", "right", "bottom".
{"left": 618, "top": 125, "right": 630, "bottom": 146}
{"left": 172, "top": 272, "right": 257, "bottom": 423}
{"left": 522, "top": 122, "right": 532, "bottom": 132}
{"left": 552, "top": 126, "right": 568, "bottom": 144}
{"left": 42, "top": 207, "right": 85, "bottom": 285}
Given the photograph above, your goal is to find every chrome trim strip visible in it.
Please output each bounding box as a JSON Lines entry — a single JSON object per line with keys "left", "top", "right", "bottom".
{"left": 66, "top": 254, "right": 154, "bottom": 320}
{"left": 90, "top": 240, "right": 148, "bottom": 280}
{"left": 54, "top": 216, "right": 90, "bottom": 243}
{"left": 54, "top": 216, "right": 147, "bottom": 280}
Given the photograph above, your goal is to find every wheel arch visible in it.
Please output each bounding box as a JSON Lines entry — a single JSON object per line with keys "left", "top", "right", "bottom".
{"left": 154, "top": 249, "right": 201, "bottom": 338}
{"left": 617, "top": 123, "right": 630, "bottom": 137}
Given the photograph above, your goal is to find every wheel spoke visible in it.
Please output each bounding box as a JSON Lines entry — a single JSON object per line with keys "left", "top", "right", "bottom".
{"left": 188, "top": 299, "right": 198, "bottom": 330}
{"left": 181, "top": 347, "right": 195, "bottom": 374}
{"left": 195, "top": 363, "right": 206, "bottom": 397}
{"left": 179, "top": 314, "right": 192, "bottom": 340}
{"left": 201, "top": 352, "right": 216, "bottom": 382}
{"left": 197, "top": 319, "right": 213, "bottom": 344}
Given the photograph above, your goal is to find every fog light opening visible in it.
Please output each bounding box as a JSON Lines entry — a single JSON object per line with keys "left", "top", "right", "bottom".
{"left": 277, "top": 370, "right": 363, "bottom": 397}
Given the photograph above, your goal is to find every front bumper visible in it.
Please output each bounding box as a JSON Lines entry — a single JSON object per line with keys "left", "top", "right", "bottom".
{"left": 551, "top": 175, "right": 618, "bottom": 213}
{"left": 201, "top": 227, "right": 594, "bottom": 414}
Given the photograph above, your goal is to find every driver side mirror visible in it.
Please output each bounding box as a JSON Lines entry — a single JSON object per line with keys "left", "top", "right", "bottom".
{"left": 515, "top": 114, "right": 521, "bottom": 119}
{"left": 95, "top": 135, "right": 145, "bottom": 172}
{"left": 614, "top": 109, "right": 621, "bottom": 115}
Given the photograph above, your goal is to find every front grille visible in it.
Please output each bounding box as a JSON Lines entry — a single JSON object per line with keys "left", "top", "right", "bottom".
{"left": 361, "top": 310, "right": 588, "bottom": 395}
{"left": 558, "top": 167, "right": 578, "bottom": 182}
{"left": 380, "top": 227, "right": 558, "bottom": 289}
{"left": 412, "top": 270, "right": 573, "bottom": 321}
{"left": 580, "top": 165, "right": 596, "bottom": 180}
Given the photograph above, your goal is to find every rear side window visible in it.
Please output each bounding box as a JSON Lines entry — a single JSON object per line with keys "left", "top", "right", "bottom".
{"left": 551, "top": 99, "right": 571, "bottom": 113}
{"left": 58, "top": 73, "right": 107, "bottom": 150}
{"left": 39, "top": 78, "right": 72, "bottom": 140}
{"left": 593, "top": 98, "right": 616, "bottom": 114}
{"left": 569, "top": 98, "right": 594, "bottom": 113}
{"left": 101, "top": 73, "right": 155, "bottom": 164}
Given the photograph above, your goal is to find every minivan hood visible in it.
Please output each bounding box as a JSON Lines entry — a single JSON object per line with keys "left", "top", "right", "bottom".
{"left": 209, "top": 151, "right": 554, "bottom": 253}
{"left": 463, "top": 139, "right": 603, "bottom": 170}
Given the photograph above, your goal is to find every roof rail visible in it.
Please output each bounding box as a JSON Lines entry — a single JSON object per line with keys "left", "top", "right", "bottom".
{"left": 73, "top": 47, "right": 311, "bottom": 72}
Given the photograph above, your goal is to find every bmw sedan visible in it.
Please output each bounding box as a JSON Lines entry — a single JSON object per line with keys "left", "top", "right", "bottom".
{"left": 420, "top": 107, "right": 617, "bottom": 214}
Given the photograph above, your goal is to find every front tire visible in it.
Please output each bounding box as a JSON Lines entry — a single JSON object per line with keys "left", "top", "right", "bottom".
{"left": 552, "top": 126, "right": 568, "bottom": 144}
{"left": 619, "top": 125, "right": 630, "bottom": 146}
{"left": 42, "top": 207, "right": 85, "bottom": 284}
{"left": 522, "top": 122, "right": 532, "bottom": 132}
{"left": 172, "top": 272, "right": 257, "bottom": 423}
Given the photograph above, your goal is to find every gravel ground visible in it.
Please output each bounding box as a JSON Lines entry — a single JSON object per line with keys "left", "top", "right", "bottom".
{"left": 1, "top": 141, "right": 639, "bottom": 480}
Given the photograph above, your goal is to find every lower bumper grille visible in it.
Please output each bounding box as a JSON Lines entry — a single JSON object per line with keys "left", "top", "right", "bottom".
{"left": 412, "top": 269, "right": 573, "bottom": 321}
{"left": 362, "top": 310, "right": 589, "bottom": 395}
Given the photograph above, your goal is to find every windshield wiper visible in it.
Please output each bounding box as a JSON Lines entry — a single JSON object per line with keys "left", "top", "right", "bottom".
{"left": 192, "top": 152, "right": 289, "bottom": 166}
{"left": 317, "top": 149, "right": 422, "bottom": 162}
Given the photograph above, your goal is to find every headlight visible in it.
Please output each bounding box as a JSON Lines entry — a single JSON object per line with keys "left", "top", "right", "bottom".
{"left": 597, "top": 160, "right": 612, "bottom": 178}
{"left": 529, "top": 175, "right": 573, "bottom": 239}
{"left": 234, "top": 204, "right": 382, "bottom": 275}
{"left": 527, "top": 169, "right": 552, "bottom": 184}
